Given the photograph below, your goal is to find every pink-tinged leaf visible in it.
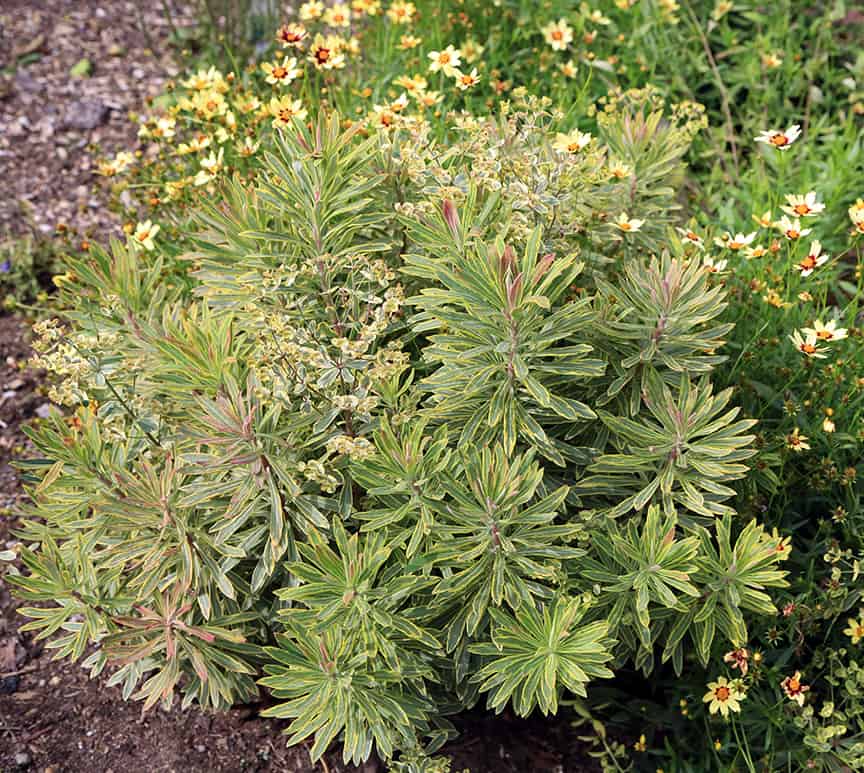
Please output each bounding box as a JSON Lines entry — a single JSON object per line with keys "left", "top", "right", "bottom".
{"left": 442, "top": 199, "right": 460, "bottom": 240}
{"left": 500, "top": 244, "right": 516, "bottom": 277}
{"left": 533, "top": 253, "right": 555, "bottom": 284}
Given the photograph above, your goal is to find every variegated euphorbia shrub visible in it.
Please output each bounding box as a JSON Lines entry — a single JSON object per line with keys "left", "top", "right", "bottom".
{"left": 11, "top": 102, "right": 788, "bottom": 767}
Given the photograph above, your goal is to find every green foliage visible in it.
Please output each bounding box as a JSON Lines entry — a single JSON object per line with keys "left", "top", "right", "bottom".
{"left": 12, "top": 105, "right": 796, "bottom": 769}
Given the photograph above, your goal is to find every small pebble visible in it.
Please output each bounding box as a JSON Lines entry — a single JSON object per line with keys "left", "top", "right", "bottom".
{"left": 14, "top": 751, "right": 31, "bottom": 768}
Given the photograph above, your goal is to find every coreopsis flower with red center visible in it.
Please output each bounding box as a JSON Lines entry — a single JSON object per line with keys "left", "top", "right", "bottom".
{"left": 370, "top": 94, "right": 408, "bottom": 129}
{"left": 761, "top": 52, "right": 783, "bottom": 69}
{"left": 770, "top": 530, "right": 792, "bottom": 558}
{"left": 323, "top": 3, "right": 351, "bottom": 27}
{"left": 676, "top": 227, "right": 704, "bottom": 249}
{"left": 780, "top": 672, "right": 810, "bottom": 706}
{"left": 583, "top": 29, "right": 597, "bottom": 44}
{"left": 427, "top": 45, "right": 462, "bottom": 76}
{"left": 269, "top": 96, "right": 308, "bottom": 128}
{"left": 132, "top": 220, "right": 160, "bottom": 251}
{"left": 803, "top": 319, "right": 847, "bottom": 342}
{"left": 790, "top": 329, "right": 827, "bottom": 359}
{"left": 614, "top": 213, "right": 644, "bottom": 233}
{"left": 703, "top": 676, "right": 744, "bottom": 718}
{"left": 723, "top": 648, "right": 750, "bottom": 676}
{"left": 398, "top": 34, "right": 422, "bottom": 49}
{"left": 352, "top": 0, "right": 381, "bottom": 15}
{"left": 309, "top": 35, "right": 346, "bottom": 70}
{"left": 755, "top": 124, "right": 801, "bottom": 150}
{"left": 795, "top": 240, "right": 829, "bottom": 277}
{"left": 553, "top": 129, "right": 592, "bottom": 153}
{"left": 299, "top": 0, "right": 324, "bottom": 20}
{"left": 261, "top": 56, "right": 301, "bottom": 86}
{"left": 775, "top": 215, "right": 811, "bottom": 241}
{"left": 822, "top": 414, "right": 836, "bottom": 433}
{"left": 542, "top": 18, "right": 574, "bottom": 51}
{"left": 714, "top": 231, "right": 756, "bottom": 250}
{"left": 277, "top": 23, "right": 307, "bottom": 48}
{"left": 781, "top": 191, "right": 824, "bottom": 218}
{"left": 844, "top": 616, "right": 864, "bottom": 644}
{"left": 559, "top": 59, "right": 578, "bottom": 78}
{"left": 633, "top": 735, "right": 647, "bottom": 752}
{"left": 785, "top": 427, "right": 810, "bottom": 452}
{"left": 387, "top": 0, "right": 416, "bottom": 24}
{"left": 455, "top": 67, "right": 481, "bottom": 90}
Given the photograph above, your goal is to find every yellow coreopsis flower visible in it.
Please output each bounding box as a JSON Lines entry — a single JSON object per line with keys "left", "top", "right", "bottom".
{"left": 398, "top": 34, "right": 422, "bottom": 49}
{"left": 761, "top": 51, "right": 783, "bottom": 69}
{"left": 776, "top": 215, "right": 811, "bottom": 241}
{"left": 780, "top": 672, "right": 810, "bottom": 706}
{"left": 785, "top": 427, "right": 810, "bottom": 452}
{"left": 261, "top": 56, "right": 301, "bottom": 86}
{"left": 782, "top": 191, "right": 824, "bottom": 218}
{"left": 844, "top": 616, "right": 864, "bottom": 644}
{"left": 455, "top": 67, "right": 481, "bottom": 90}
{"left": 795, "top": 240, "right": 829, "bottom": 277}
{"left": 269, "top": 96, "right": 309, "bottom": 128}
{"left": 703, "top": 676, "right": 744, "bottom": 718}
{"left": 714, "top": 231, "right": 756, "bottom": 250}
{"left": 177, "top": 134, "right": 211, "bottom": 155}
{"left": 132, "top": 220, "right": 160, "bottom": 251}
{"left": 755, "top": 124, "right": 801, "bottom": 150}
{"left": 542, "top": 18, "right": 574, "bottom": 51}
{"left": 323, "top": 3, "right": 351, "bottom": 27}
{"left": 187, "top": 89, "right": 228, "bottom": 120}
{"left": 387, "top": 0, "right": 416, "bottom": 24}
{"left": 790, "top": 329, "right": 827, "bottom": 359}
{"left": 803, "top": 319, "right": 847, "bottom": 342}
{"left": 394, "top": 73, "right": 428, "bottom": 93}
{"left": 559, "top": 59, "right": 578, "bottom": 78}
{"left": 353, "top": 0, "right": 381, "bottom": 15}
{"left": 236, "top": 137, "right": 260, "bottom": 157}
{"left": 182, "top": 66, "right": 229, "bottom": 93}
{"left": 428, "top": 45, "right": 462, "bottom": 76}
{"left": 299, "top": 0, "right": 325, "bottom": 21}
{"left": 194, "top": 148, "right": 225, "bottom": 186}
{"left": 308, "top": 35, "right": 346, "bottom": 70}
{"left": 553, "top": 129, "right": 592, "bottom": 153}
{"left": 614, "top": 213, "right": 644, "bottom": 233}
{"left": 676, "top": 227, "right": 704, "bottom": 249}
{"left": 277, "top": 23, "right": 308, "bottom": 48}
{"left": 461, "top": 38, "right": 484, "bottom": 64}
{"left": 97, "top": 151, "right": 134, "bottom": 176}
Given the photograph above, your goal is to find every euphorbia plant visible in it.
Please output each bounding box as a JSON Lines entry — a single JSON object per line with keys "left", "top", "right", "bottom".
{"left": 10, "top": 107, "right": 789, "bottom": 767}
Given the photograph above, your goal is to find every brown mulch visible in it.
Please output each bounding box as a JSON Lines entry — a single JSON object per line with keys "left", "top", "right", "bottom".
{"left": 0, "top": 0, "right": 183, "bottom": 240}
